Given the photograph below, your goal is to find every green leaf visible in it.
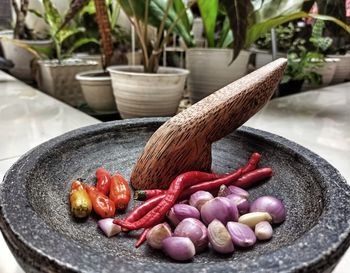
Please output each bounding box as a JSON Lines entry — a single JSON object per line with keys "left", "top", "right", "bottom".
{"left": 79, "top": 0, "right": 96, "bottom": 16}
{"left": 66, "top": 37, "right": 99, "bottom": 56}
{"left": 30, "top": 44, "right": 53, "bottom": 58}
{"left": 221, "top": 0, "right": 251, "bottom": 60}
{"left": 245, "top": 11, "right": 308, "bottom": 48}
{"left": 217, "top": 16, "right": 230, "bottom": 48}
{"left": 308, "top": 14, "right": 350, "bottom": 33}
{"left": 42, "top": 0, "right": 62, "bottom": 35}
{"left": 197, "top": 0, "right": 218, "bottom": 47}
{"left": 118, "top": 0, "right": 194, "bottom": 47}
{"left": 57, "top": 27, "right": 85, "bottom": 44}
{"left": 109, "top": 0, "right": 121, "bottom": 29}
{"left": 173, "top": 0, "right": 192, "bottom": 32}
{"left": 252, "top": 0, "right": 305, "bottom": 24}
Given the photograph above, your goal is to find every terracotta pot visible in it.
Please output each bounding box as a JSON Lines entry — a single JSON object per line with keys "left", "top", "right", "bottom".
{"left": 37, "top": 59, "right": 98, "bottom": 107}
{"left": 76, "top": 70, "right": 116, "bottom": 113}
{"left": 186, "top": 48, "right": 251, "bottom": 103}
{"left": 108, "top": 65, "right": 189, "bottom": 118}
{"left": 1, "top": 37, "right": 52, "bottom": 82}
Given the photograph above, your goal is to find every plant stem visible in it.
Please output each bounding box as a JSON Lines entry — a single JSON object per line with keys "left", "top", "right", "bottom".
{"left": 126, "top": 0, "right": 149, "bottom": 69}
{"left": 56, "top": 39, "right": 62, "bottom": 63}
{"left": 143, "top": 0, "right": 149, "bottom": 53}
{"left": 147, "top": 0, "right": 194, "bottom": 72}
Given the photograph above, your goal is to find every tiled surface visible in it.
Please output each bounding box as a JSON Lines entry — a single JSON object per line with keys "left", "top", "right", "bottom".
{"left": 0, "top": 80, "right": 100, "bottom": 159}
{"left": 0, "top": 71, "right": 100, "bottom": 273}
{"left": 246, "top": 83, "right": 350, "bottom": 183}
{"left": 246, "top": 83, "right": 350, "bottom": 273}
{"left": 0, "top": 69, "right": 349, "bottom": 272}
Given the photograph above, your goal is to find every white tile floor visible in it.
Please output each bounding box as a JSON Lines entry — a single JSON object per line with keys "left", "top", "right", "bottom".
{"left": 0, "top": 70, "right": 349, "bottom": 272}
{"left": 0, "top": 71, "right": 100, "bottom": 273}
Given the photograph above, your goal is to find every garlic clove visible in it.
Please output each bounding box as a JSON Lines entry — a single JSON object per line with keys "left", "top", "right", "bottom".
{"left": 255, "top": 221, "right": 273, "bottom": 240}
{"left": 238, "top": 212, "right": 272, "bottom": 228}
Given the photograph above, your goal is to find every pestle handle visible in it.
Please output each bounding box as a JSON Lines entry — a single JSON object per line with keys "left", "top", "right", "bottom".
{"left": 131, "top": 58, "right": 288, "bottom": 190}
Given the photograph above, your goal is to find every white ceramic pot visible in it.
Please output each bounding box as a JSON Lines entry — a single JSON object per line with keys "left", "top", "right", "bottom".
{"left": 108, "top": 65, "right": 189, "bottom": 118}
{"left": 186, "top": 48, "right": 251, "bottom": 103}
{"left": 254, "top": 50, "right": 287, "bottom": 69}
{"left": 302, "top": 58, "right": 339, "bottom": 90}
{"left": 1, "top": 38, "right": 52, "bottom": 82}
{"left": 327, "top": 54, "right": 350, "bottom": 84}
{"left": 76, "top": 70, "right": 116, "bottom": 113}
{"left": 37, "top": 59, "right": 99, "bottom": 107}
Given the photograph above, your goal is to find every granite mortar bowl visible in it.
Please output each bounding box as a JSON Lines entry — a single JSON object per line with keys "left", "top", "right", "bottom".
{"left": 1, "top": 118, "right": 350, "bottom": 273}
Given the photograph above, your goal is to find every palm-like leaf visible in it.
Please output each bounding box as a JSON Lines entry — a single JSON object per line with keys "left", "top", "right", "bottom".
{"left": 221, "top": 0, "right": 251, "bottom": 60}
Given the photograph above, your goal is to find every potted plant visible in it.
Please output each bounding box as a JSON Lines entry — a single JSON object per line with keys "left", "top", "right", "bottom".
{"left": 0, "top": 0, "right": 52, "bottom": 83}
{"left": 316, "top": 0, "right": 350, "bottom": 84}
{"left": 189, "top": 0, "right": 350, "bottom": 102}
{"left": 75, "top": 0, "right": 129, "bottom": 114}
{"left": 279, "top": 20, "right": 340, "bottom": 96}
{"left": 33, "top": 0, "right": 100, "bottom": 107}
{"left": 73, "top": 0, "right": 143, "bottom": 68}
{"left": 301, "top": 20, "right": 339, "bottom": 90}
{"left": 280, "top": 46, "right": 323, "bottom": 97}
{"left": 253, "top": 22, "right": 299, "bottom": 69}
{"left": 326, "top": 34, "right": 350, "bottom": 84}
{"left": 63, "top": 0, "right": 198, "bottom": 118}
{"left": 187, "top": 0, "right": 310, "bottom": 103}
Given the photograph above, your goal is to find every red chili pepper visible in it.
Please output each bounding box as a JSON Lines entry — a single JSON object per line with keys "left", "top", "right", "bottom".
{"left": 242, "top": 152, "right": 261, "bottom": 174}
{"left": 109, "top": 173, "right": 131, "bottom": 210}
{"left": 134, "top": 189, "right": 166, "bottom": 201}
{"left": 179, "top": 168, "right": 242, "bottom": 199}
{"left": 134, "top": 153, "right": 260, "bottom": 201}
{"left": 113, "top": 171, "right": 219, "bottom": 230}
{"left": 125, "top": 194, "right": 164, "bottom": 223}
{"left": 84, "top": 184, "right": 116, "bottom": 218}
{"left": 96, "top": 168, "right": 112, "bottom": 195}
{"left": 233, "top": 168, "right": 273, "bottom": 188}
{"left": 135, "top": 228, "right": 150, "bottom": 248}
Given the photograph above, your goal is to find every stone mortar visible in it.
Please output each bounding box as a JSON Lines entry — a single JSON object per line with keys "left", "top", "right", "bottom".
{"left": 0, "top": 118, "right": 350, "bottom": 273}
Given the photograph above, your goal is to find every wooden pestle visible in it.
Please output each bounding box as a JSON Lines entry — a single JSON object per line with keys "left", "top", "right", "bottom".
{"left": 131, "top": 58, "right": 288, "bottom": 190}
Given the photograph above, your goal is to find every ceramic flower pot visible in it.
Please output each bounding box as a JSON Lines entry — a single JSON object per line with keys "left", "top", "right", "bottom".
{"left": 37, "top": 59, "right": 98, "bottom": 107}
{"left": 186, "top": 48, "right": 251, "bottom": 103}
{"left": 1, "top": 37, "right": 52, "bottom": 83}
{"left": 327, "top": 53, "right": 350, "bottom": 85}
{"left": 108, "top": 65, "right": 189, "bottom": 118}
{"left": 302, "top": 58, "right": 339, "bottom": 91}
{"left": 76, "top": 70, "right": 116, "bottom": 113}
{"left": 253, "top": 49, "right": 287, "bottom": 69}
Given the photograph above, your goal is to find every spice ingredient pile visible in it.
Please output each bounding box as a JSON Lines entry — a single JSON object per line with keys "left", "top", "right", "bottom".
{"left": 69, "top": 152, "right": 286, "bottom": 261}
